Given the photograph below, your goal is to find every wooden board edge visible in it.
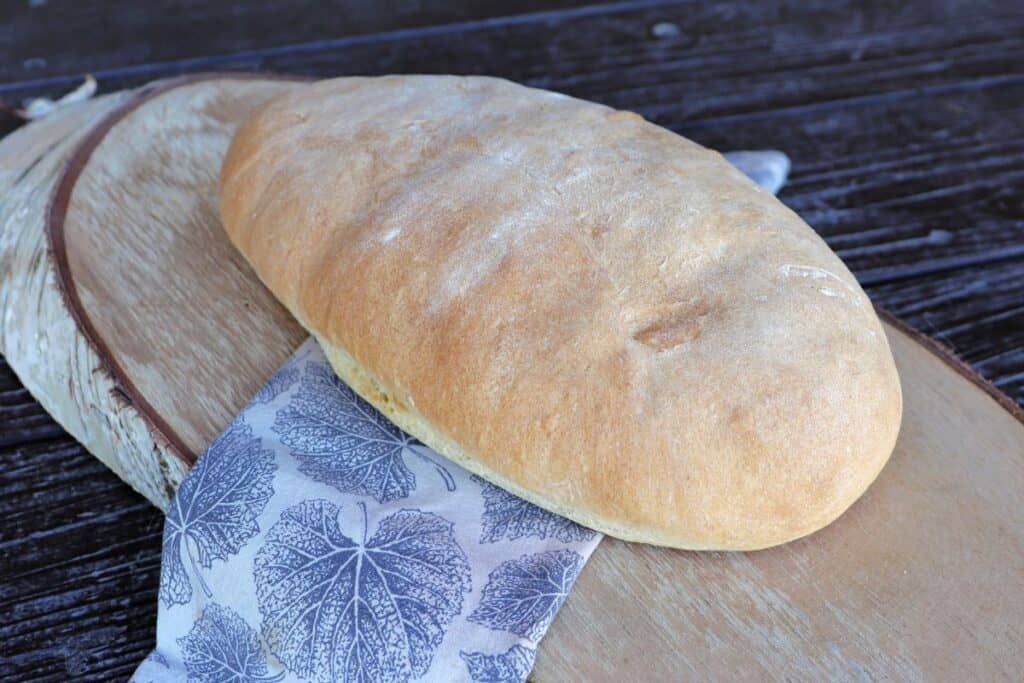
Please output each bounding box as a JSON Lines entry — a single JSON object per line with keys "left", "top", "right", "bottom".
{"left": 44, "top": 71, "right": 312, "bottom": 468}
{"left": 875, "top": 306, "right": 1024, "bottom": 426}
{"left": 0, "top": 90, "right": 187, "bottom": 509}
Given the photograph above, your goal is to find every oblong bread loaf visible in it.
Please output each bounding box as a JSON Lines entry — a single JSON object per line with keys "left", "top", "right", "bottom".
{"left": 219, "top": 75, "right": 902, "bottom": 550}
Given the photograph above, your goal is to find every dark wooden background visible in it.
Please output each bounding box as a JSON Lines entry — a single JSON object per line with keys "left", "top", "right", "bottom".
{"left": 1, "top": 1, "right": 1022, "bottom": 680}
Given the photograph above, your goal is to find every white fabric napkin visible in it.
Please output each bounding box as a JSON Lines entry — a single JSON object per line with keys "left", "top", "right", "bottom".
{"left": 132, "top": 151, "right": 788, "bottom": 683}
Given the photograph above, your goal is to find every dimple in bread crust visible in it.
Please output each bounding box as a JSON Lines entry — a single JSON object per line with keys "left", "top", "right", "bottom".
{"left": 219, "top": 75, "right": 902, "bottom": 550}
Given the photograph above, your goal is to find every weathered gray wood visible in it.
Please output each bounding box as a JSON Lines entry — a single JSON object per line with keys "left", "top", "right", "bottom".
{"left": 0, "top": 393, "right": 163, "bottom": 683}
{"left": 869, "top": 261, "right": 1024, "bottom": 403}
{"left": 0, "top": 0, "right": 596, "bottom": 84}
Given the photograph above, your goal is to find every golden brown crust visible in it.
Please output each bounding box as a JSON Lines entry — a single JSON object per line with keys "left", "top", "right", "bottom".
{"left": 219, "top": 75, "right": 902, "bottom": 550}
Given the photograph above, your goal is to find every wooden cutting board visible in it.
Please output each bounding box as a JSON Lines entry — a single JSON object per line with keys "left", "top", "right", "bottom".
{"left": 1, "top": 75, "right": 1021, "bottom": 681}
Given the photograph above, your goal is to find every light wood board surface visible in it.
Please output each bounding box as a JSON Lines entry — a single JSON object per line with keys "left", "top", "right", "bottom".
{"left": 0, "top": 75, "right": 1021, "bottom": 680}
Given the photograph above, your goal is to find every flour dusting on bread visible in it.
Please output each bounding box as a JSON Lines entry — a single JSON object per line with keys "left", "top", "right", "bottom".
{"left": 220, "top": 75, "right": 902, "bottom": 550}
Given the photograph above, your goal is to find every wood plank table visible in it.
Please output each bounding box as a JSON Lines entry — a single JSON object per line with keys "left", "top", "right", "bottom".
{"left": 1, "top": 1, "right": 1022, "bottom": 680}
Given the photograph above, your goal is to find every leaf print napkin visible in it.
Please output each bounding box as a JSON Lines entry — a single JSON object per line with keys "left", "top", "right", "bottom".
{"left": 133, "top": 341, "right": 598, "bottom": 683}
{"left": 132, "top": 150, "right": 788, "bottom": 683}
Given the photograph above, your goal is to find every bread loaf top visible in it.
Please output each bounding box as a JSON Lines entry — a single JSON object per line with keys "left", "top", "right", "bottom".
{"left": 220, "top": 75, "right": 901, "bottom": 550}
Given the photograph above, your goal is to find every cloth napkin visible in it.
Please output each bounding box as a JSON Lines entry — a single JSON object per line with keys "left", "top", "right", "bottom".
{"left": 132, "top": 151, "right": 789, "bottom": 683}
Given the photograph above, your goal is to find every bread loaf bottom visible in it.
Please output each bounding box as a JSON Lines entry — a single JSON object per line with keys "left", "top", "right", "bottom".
{"left": 316, "top": 336, "right": 652, "bottom": 541}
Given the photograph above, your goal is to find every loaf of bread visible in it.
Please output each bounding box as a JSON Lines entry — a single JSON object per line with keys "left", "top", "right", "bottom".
{"left": 219, "top": 75, "right": 902, "bottom": 550}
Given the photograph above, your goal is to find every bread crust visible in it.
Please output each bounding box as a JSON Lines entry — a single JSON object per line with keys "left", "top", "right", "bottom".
{"left": 219, "top": 75, "right": 902, "bottom": 550}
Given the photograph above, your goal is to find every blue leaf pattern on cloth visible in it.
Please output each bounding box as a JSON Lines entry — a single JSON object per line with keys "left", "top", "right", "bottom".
{"left": 253, "top": 365, "right": 299, "bottom": 405}
{"left": 177, "top": 603, "right": 283, "bottom": 683}
{"left": 468, "top": 550, "right": 584, "bottom": 640}
{"left": 460, "top": 645, "right": 536, "bottom": 682}
{"left": 254, "top": 499, "right": 472, "bottom": 682}
{"left": 472, "top": 475, "right": 596, "bottom": 544}
{"left": 160, "top": 418, "right": 276, "bottom": 607}
{"left": 272, "top": 362, "right": 455, "bottom": 503}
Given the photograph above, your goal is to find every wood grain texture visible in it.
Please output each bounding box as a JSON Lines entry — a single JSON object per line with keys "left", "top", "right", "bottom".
{"left": 870, "top": 262, "right": 1024, "bottom": 403}
{"left": 0, "top": 434, "right": 162, "bottom": 683}
{"left": 60, "top": 77, "right": 308, "bottom": 459}
{"left": 538, "top": 320, "right": 1024, "bottom": 680}
{"left": 5, "top": 0, "right": 1023, "bottom": 113}
{"left": 0, "top": 0, "right": 596, "bottom": 84}
{"left": 0, "top": 76, "right": 311, "bottom": 509}
{"left": 0, "top": 92, "right": 191, "bottom": 509}
{"left": 0, "top": 359, "right": 160, "bottom": 683}
{"left": 4, "top": 0, "right": 1023, "bottom": 111}
{"left": 1, "top": 75, "right": 1022, "bottom": 681}
{"left": 1, "top": 1, "right": 1022, "bottom": 680}
{"left": 689, "top": 83, "right": 1024, "bottom": 282}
